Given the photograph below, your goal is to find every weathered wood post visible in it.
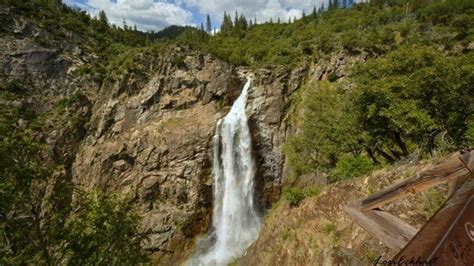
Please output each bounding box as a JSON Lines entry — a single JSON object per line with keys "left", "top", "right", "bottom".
{"left": 345, "top": 149, "right": 473, "bottom": 263}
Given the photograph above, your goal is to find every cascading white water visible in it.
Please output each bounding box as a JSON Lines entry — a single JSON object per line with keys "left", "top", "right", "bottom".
{"left": 192, "top": 79, "right": 261, "bottom": 265}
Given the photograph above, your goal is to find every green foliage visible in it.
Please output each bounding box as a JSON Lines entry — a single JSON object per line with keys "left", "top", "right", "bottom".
{"left": 329, "top": 155, "right": 375, "bottom": 182}
{"left": 352, "top": 46, "right": 474, "bottom": 155}
{"left": 177, "top": 27, "right": 209, "bottom": 46}
{"left": 151, "top": 25, "right": 198, "bottom": 39}
{"left": 283, "top": 188, "right": 306, "bottom": 207}
{"left": 65, "top": 190, "right": 149, "bottom": 265}
{"left": 423, "top": 187, "right": 446, "bottom": 219}
{"left": 56, "top": 92, "right": 86, "bottom": 110}
{"left": 283, "top": 186, "right": 324, "bottom": 207}
{"left": 367, "top": 185, "right": 377, "bottom": 194}
{"left": 304, "top": 185, "right": 324, "bottom": 198}
{"left": 0, "top": 105, "right": 51, "bottom": 264}
{"left": 90, "top": 43, "right": 169, "bottom": 88}
{"left": 282, "top": 228, "right": 293, "bottom": 241}
{"left": 465, "top": 120, "right": 474, "bottom": 146}
{"left": 365, "top": 249, "right": 380, "bottom": 264}
{"left": 284, "top": 81, "right": 360, "bottom": 178}
{"left": 322, "top": 223, "right": 337, "bottom": 235}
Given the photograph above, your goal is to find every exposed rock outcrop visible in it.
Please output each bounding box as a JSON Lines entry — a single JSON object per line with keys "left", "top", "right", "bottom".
{"left": 244, "top": 66, "right": 305, "bottom": 207}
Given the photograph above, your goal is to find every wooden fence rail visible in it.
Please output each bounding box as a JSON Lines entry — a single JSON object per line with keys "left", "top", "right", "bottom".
{"left": 345, "top": 149, "right": 473, "bottom": 259}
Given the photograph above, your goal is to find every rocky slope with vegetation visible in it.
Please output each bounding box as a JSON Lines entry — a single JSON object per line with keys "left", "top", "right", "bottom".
{"left": 239, "top": 155, "right": 451, "bottom": 265}
{"left": 1, "top": 0, "right": 473, "bottom": 264}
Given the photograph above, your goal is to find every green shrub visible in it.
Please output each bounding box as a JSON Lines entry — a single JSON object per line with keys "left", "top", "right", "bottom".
{"left": 423, "top": 188, "right": 446, "bottom": 219}
{"left": 282, "top": 228, "right": 293, "bottom": 241}
{"left": 172, "top": 55, "right": 186, "bottom": 68}
{"left": 283, "top": 186, "right": 324, "bottom": 207}
{"left": 322, "top": 223, "right": 337, "bottom": 235}
{"left": 304, "top": 185, "right": 324, "bottom": 198}
{"left": 329, "top": 155, "right": 375, "bottom": 182}
{"left": 352, "top": 46, "right": 474, "bottom": 156}
{"left": 366, "top": 249, "right": 380, "bottom": 264}
{"left": 465, "top": 119, "right": 474, "bottom": 146}
{"left": 57, "top": 92, "right": 84, "bottom": 110}
{"left": 65, "top": 189, "right": 150, "bottom": 265}
{"left": 284, "top": 82, "right": 359, "bottom": 178}
{"left": 283, "top": 188, "right": 306, "bottom": 207}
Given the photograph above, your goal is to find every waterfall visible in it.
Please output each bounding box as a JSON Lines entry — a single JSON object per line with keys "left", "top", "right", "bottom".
{"left": 191, "top": 79, "right": 261, "bottom": 265}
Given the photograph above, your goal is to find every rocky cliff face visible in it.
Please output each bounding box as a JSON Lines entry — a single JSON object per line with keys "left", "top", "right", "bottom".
{"left": 244, "top": 66, "right": 305, "bottom": 207}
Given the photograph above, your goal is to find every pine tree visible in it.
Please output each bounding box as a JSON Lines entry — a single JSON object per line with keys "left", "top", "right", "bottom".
{"left": 330, "top": 0, "right": 340, "bottom": 9}
{"left": 302, "top": 10, "right": 306, "bottom": 18}
{"left": 288, "top": 16, "right": 291, "bottom": 23}
{"left": 269, "top": 17, "right": 273, "bottom": 23}
{"left": 98, "top": 10, "right": 108, "bottom": 26}
{"left": 254, "top": 15, "right": 257, "bottom": 25}
{"left": 227, "top": 12, "right": 233, "bottom": 31}
{"left": 206, "top": 14, "right": 212, "bottom": 33}
{"left": 200, "top": 22, "right": 205, "bottom": 32}
{"left": 312, "top": 5, "right": 317, "bottom": 16}
{"left": 234, "top": 10, "right": 239, "bottom": 27}
{"left": 221, "top": 11, "right": 233, "bottom": 34}
{"left": 239, "top": 14, "right": 248, "bottom": 30}
{"left": 249, "top": 19, "right": 253, "bottom": 27}
{"left": 277, "top": 17, "right": 281, "bottom": 23}
{"left": 122, "top": 18, "right": 128, "bottom": 30}
{"left": 221, "top": 12, "right": 226, "bottom": 33}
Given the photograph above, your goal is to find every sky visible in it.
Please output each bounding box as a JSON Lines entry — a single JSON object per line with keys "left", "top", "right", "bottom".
{"left": 63, "top": 0, "right": 334, "bottom": 32}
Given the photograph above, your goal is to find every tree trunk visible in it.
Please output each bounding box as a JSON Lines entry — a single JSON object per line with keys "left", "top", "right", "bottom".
{"left": 366, "top": 147, "right": 380, "bottom": 165}
{"left": 394, "top": 132, "right": 409, "bottom": 156}
{"left": 376, "top": 147, "right": 395, "bottom": 164}
{"left": 389, "top": 147, "right": 401, "bottom": 160}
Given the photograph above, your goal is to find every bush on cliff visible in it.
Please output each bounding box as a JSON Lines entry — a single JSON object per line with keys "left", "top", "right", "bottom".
{"left": 329, "top": 155, "right": 375, "bottom": 182}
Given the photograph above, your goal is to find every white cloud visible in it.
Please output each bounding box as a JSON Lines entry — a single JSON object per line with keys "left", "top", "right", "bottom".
{"left": 69, "top": 0, "right": 194, "bottom": 31}
{"left": 182, "top": 0, "right": 327, "bottom": 25}
{"left": 124, "top": 0, "right": 153, "bottom": 10}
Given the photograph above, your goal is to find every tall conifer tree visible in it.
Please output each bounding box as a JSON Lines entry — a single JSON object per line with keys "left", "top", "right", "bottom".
{"left": 206, "top": 14, "right": 212, "bottom": 33}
